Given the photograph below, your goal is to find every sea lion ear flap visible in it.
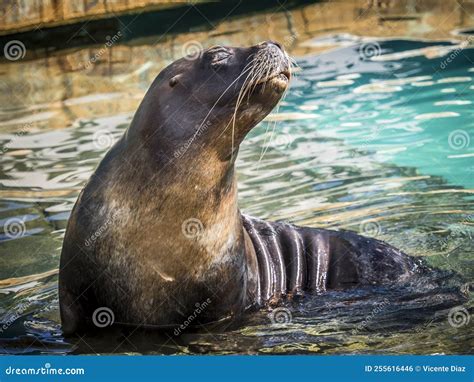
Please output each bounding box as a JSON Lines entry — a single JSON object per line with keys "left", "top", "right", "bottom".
{"left": 169, "top": 75, "right": 181, "bottom": 88}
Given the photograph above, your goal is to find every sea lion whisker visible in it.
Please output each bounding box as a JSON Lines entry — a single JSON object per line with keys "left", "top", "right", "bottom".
{"left": 215, "top": 118, "right": 234, "bottom": 140}
{"left": 236, "top": 65, "right": 281, "bottom": 163}
{"left": 234, "top": 47, "right": 292, "bottom": 160}
{"left": 256, "top": 56, "right": 292, "bottom": 165}
{"left": 239, "top": 64, "right": 262, "bottom": 102}
{"left": 230, "top": 66, "right": 257, "bottom": 157}
{"left": 261, "top": 57, "right": 273, "bottom": 93}
{"left": 287, "top": 53, "right": 296, "bottom": 65}
{"left": 256, "top": 103, "right": 281, "bottom": 166}
{"left": 249, "top": 61, "right": 266, "bottom": 94}
{"left": 217, "top": 60, "right": 260, "bottom": 141}
{"left": 256, "top": 118, "right": 276, "bottom": 168}
{"left": 182, "top": 64, "right": 254, "bottom": 156}
{"left": 231, "top": 51, "right": 287, "bottom": 158}
{"left": 229, "top": 56, "right": 262, "bottom": 127}
{"left": 232, "top": 60, "right": 258, "bottom": 109}
{"left": 217, "top": 56, "right": 263, "bottom": 157}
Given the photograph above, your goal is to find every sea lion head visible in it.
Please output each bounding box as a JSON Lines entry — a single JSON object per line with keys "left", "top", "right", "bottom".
{"left": 139, "top": 41, "right": 292, "bottom": 161}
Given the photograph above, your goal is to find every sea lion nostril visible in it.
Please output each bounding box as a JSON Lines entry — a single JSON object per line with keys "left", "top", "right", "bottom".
{"left": 264, "top": 40, "right": 283, "bottom": 51}
{"left": 270, "top": 41, "right": 283, "bottom": 50}
{"left": 258, "top": 40, "right": 284, "bottom": 51}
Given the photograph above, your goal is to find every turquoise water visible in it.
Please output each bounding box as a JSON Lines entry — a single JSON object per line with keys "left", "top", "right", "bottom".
{"left": 0, "top": 25, "right": 473, "bottom": 354}
{"left": 270, "top": 39, "right": 474, "bottom": 189}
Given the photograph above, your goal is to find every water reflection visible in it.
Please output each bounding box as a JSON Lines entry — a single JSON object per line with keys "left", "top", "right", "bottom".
{"left": 0, "top": 0, "right": 473, "bottom": 355}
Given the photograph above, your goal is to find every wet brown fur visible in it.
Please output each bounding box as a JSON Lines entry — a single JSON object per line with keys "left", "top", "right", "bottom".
{"left": 59, "top": 42, "right": 290, "bottom": 333}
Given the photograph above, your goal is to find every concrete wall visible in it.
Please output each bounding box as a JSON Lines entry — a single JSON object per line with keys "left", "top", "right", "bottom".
{"left": 0, "top": 0, "right": 191, "bottom": 35}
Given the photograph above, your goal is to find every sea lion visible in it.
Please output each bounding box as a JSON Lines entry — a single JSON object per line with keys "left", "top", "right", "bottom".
{"left": 59, "top": 41, "right": 424, "bottom": 335}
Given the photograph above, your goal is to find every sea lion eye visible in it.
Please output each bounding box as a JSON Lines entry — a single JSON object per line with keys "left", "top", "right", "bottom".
{"left": 213, "top": 51, "right": 231, "bottom": 62}
{"left": 208, "top": 48, "right": 231, "bottom": 66}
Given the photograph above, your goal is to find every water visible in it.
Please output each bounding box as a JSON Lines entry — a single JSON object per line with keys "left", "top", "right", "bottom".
{"left": 0, "top": 1, "right": 473, "bottom": 355}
